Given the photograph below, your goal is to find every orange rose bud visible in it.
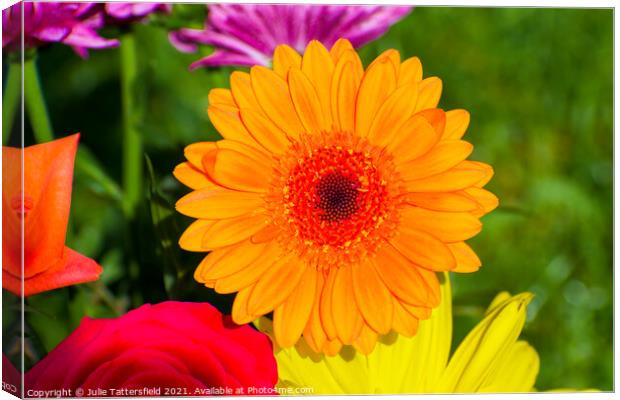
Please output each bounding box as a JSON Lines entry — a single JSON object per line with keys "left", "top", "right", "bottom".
{"left": 2, "top": 134, "right": 102, "bottom": 296}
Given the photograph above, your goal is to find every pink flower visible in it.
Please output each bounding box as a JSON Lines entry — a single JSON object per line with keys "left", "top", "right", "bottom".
{"left": 2, "top": 2, "right": 118, "bottom": 58}
{"left": 101, "top": 2, "right": 171, "bottom": 25}
{"left": 25, "top": 302, "right": 278, "bottom": 395}
{"left": 170, "top": 4, "right": 412, "bottom": 69}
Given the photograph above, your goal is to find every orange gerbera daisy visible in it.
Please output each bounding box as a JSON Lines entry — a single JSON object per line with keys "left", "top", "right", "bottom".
{"left": 174, "top": 39, "right": 498, "bottom": 355}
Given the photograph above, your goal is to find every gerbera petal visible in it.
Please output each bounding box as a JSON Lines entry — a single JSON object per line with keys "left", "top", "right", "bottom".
{"left": 239, "top": 107, "right": 291, "bottom": 154}
{"left": 208, "top": 88, "right": 235, "bottom": 106}
{"left": 375, "top": 244, "right": 437, "bottom": 307}
{"left": 399, "top": 140, "right": 474, "bottom": 181}
{"left": 202, "top": 213, "right": 270, "bottom": 249}
{"left": 352, "top": 323, "right": 378, "bottom": 355}
{"left": 179, "top": 219, "right": 217, "bottom": 252}
{"left": 175, "top": 187, "right": 263, "bottom": 219}
{"left": 414, "top": 77, "right": 442, "bottom": 112}
{"left": 302, "top": 40, "right": 335, "bottom": 128}
{"left": 405, "top": 161, "right": 491, "bottom": 192}
{"left": 304, "top": 272, "right": 328, "bottom": 352}
{"left": 367, "top": 81, "right": 419, "bottom": 146}
{"left": 319, "top": 269, "right": 339, "bottom": 340}
{"left": 466, "top": 187, "right": 500, "bottom": 217}
{"left": 355, "top": 54, "right": 397, "bottom": 137}
{"left": 352, "top": 259, "right": 394, "bottom": 334}
{"left": 391, "top": 298, "right": 420, "bottom": 337}
{"left": 331, "top": 265, "right": 364, "bottom": 343}
{"left": 400, "top": 207, "right": 482, "bottom": 242}
{"left": 389, "top": 228, "right": 456, "bottom": 271}
{"left": 273, "top": 266, "right": 317, "bottom": 347}
{"left": 194, "top": 240, "right": 269, "bottom": 282}
{"left": 173, "top": 162, "right": 216, "bottom": 190}
{"left": 403, "top": 191, "right": 480, "bottom": 212}
{"left": 250, "top": 65, "right": 305, "bottom": 138}
{"left": 273, "top": 44, "right": 302, "bottom": 78}
{"left": 369, "top": 49, "right": 400, "bottom": 73}
{"left": 247, "top": 255, "right": 305, "bottom": 315}
{"left": 479, "top": 341, "right": 539, "bottom": 393}
{"left": 416, "top": 108, "right": 447, "bottom": 137}
{"left": 443, "top": 109, "right": 471, "bottom": 140}
{"left": 231, "top": 284, "right": 258, "bottom": 324}
{"left": 398, "top": 56, "right": 423, "bottom": 86}
{"left": 329, "top": 38, "right": 354, "bottom": 63}
{"left": 214, "top": 243, "right": 280, "bottom": 294}
{"left": 448, "top": 242, "right": 482, "bottom": 273}
{"left": 440, "top": 292, "right": 533, "bottom": 392}
{"left": 207, "top": 104, "right": 260, "bottom": 148}
{"left": 230, "top": 71, "right": 263, "bottom": 113}
{"left": 331, "top": 60, "right": 360, "bottom": 132}
{"left": 288, "top": 67, "right": 326, "bottom": 133}
{"left": 184, "top": 142, "right": 216, "bottom": 170}
{"left": 204, "top": 148, "right": 271, "bottom": 193}
{"left": 386, "top": 115, "right": 439, "bottom": 164}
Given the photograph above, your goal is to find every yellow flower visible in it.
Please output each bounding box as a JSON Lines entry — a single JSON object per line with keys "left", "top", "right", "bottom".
{"left": 174, "top": 38, "right": 497, "bottom": 355}
{"left": 259, "top": 274, "right": 546, "bottom": 393}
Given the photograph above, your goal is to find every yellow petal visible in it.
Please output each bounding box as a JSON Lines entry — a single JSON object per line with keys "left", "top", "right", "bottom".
{"left": 389, "top": 227, "right": 456, "bottom": 271}
{"left": 367, "top": 81, "right": 419, "bottom": 146}
{"left": 398, "top": 140, "right": 474, "bottom": 181}
{"left": 400, "top": 206, "right": 482, "bottom": 242}
{"left": 355, "top": 55, "right": 397, "bottom": 137}
{"left": 465, "top": 187, "right": 499, "bottom": 217}
{"left": 398, "top": 56, "right": 423, "bottom": 86}
{"left": 247, "top": 254, "right": 305, "bottom": 315}
{"left": 478, "top": 341, "right": 539, "bottom": 393}
{"left": 231, "top": 284, "right": 258, "bottom": 324}
{"left": 288, "top": 67, "right": 326, "bottom": 133}
{"left": 304, "top": 272, "right": 328, "bottom": 352}
{"left": 443, "top": 109, "right": 470, "bottom": 140}
{"left": 319, "top": 269, "right": 338, "bottom": 340}
{"left": 273, "top": 44, "right": 302, "bottom": 78}
{"left": 352, "top": 258, "right": 394, "bottom": 334}
{"left": 301, "top": 40, "right": 334, "bottom": 128}
{"left": 175, "top": 187, "right": 263, "bottom": 219}
{"left": 202, "top": 213, "right": 270, "bottom": 249}
{"left": 251, "top": 65, "right": 305, "bottom": 138}
{"left": 184, "top": 142, "right": 216, "bottom": 170}
{"left": 208, "top": 88, "right": 235, "bottom": 106}
{"left": 414, "top": 77, "right": 442, "bottom": 112}
{"left": 352, "top": 323, "right": 378, "bottom": 355}
{"left": 273, "top": 266, "right": 317, "bottom": 347}
{"left": 440, "top": 292, "right": 534, "bottom": 392}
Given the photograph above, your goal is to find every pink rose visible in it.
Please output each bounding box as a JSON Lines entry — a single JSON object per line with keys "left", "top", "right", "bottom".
{"left": 26, "top": 302, "right": 277, "bottom": 396}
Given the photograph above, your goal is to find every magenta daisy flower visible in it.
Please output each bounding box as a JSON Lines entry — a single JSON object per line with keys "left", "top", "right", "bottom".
{"left": 100, "top": 2, "right": 171, "bottom": 25}
{"left": 2, "top": 2, "right": 118, "bottom": 58}
{"left": 169, "top": 4, "right": 412, "bottom": 69}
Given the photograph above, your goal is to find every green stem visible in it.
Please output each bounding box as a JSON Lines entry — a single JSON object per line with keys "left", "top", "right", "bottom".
{"left": 24, "top": 58, "right": 54, "bottom": 143}
{"left": 120, "top": 32, "right": 142, "bottom": 218}
{"left": 3, "top": 62, "right": 21, "bottom": 145}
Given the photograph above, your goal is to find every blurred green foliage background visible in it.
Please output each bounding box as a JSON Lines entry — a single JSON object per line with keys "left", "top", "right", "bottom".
{"left": 3, "top": 6, "right": 613, "bottom": 391}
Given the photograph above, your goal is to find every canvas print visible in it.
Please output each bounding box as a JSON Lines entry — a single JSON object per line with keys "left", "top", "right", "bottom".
{"left": 1, "top": 2, "right": 613, "bottom": 397}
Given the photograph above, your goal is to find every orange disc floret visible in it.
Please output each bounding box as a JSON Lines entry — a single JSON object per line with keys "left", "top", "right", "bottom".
{"left": 174, "top": 38, "right": 498, "bottom": 355}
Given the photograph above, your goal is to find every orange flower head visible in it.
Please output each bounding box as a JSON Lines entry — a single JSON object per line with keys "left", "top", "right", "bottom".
{"left": 2, "top": 134, "right": 103, "bottom": 296}
{"left": 174, "top": 39, "right": 498, "bottom": 355}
